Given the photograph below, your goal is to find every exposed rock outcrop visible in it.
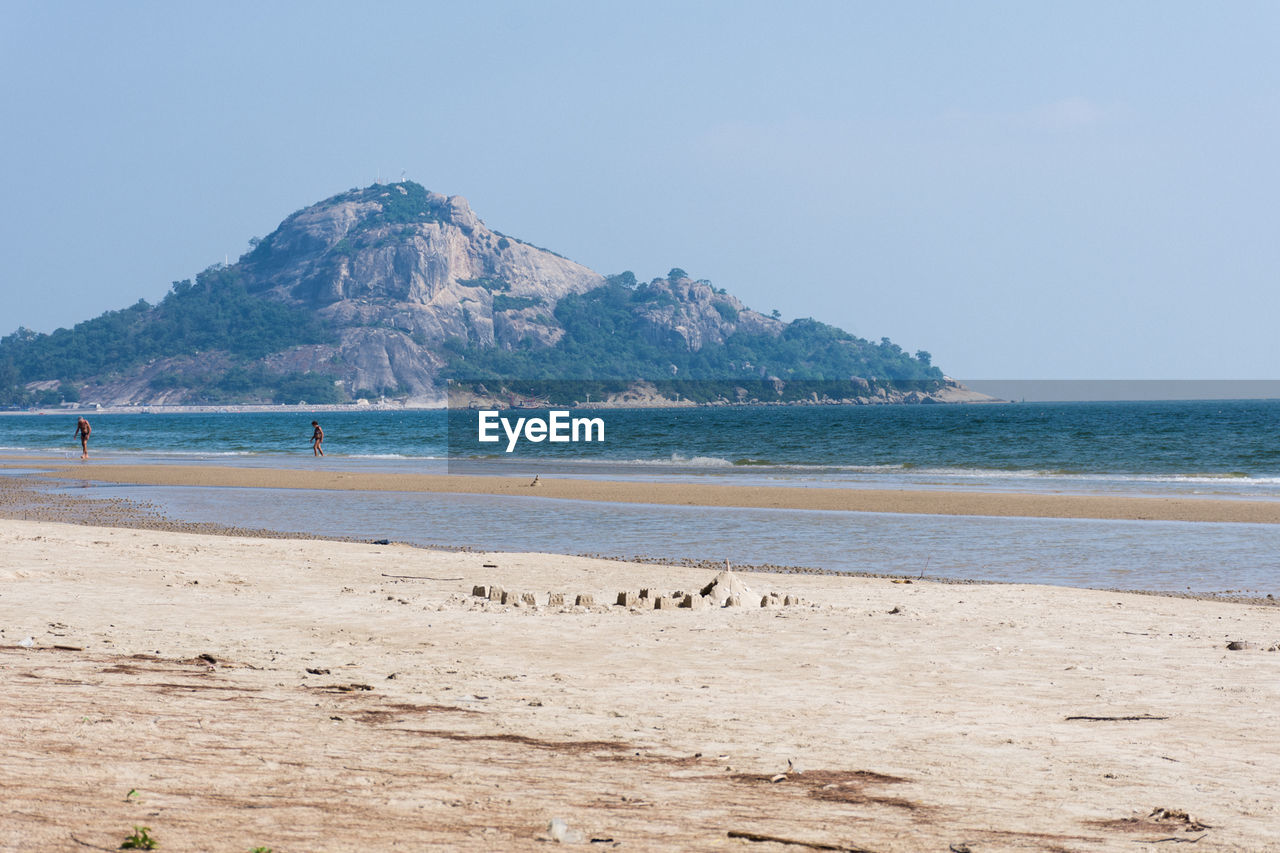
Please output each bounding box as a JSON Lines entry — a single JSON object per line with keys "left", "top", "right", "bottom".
{"left": 631, "top": 276, "right": 783, "bottom": 353}
{"left": 232, "top": 183, "right": 603, "bottom": 402}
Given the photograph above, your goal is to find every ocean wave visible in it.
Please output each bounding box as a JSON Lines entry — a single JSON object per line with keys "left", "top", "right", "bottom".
{"left": 645, "top": 462, "right": 1277, "bottom": 490}
{"left": 565, "top": 454, "right": 739, "bottom": 468}
{"left": 487, "top": 454, "right": 1280, "bottom": 483}
{"left": 1140, "top": 473, "right": 1280, "bottom": 485}
{"left": 0, "top": 446, "right": 265, "bottom": 458}
{"left": 841, "top": 466, "right": 1280, "bottom": 485}
{"left": 556, "top": 456, "right": 911, "bottom": 473}
{"left": 140, "top": 449, "right": 264, "bottom": 458}
{"left": 346, "top": 453, "right": 445, "bottom": 460}
{"left": 670, "top": 453, "right": 734, "bottom": 467}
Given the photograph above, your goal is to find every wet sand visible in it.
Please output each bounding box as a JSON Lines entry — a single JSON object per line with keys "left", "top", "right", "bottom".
{"left": 2, "top": 518, "right": 1279, "bottom": 851}
{"left": 33, "top": 461, "right": 1280, "bottom": 523}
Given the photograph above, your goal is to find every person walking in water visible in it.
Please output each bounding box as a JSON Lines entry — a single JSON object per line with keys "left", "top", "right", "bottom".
{"left": 310, "top": 420, "right": 324, "bottom": 456}
{"left": 74, "top": 417, "right": 91, "bottom": 459}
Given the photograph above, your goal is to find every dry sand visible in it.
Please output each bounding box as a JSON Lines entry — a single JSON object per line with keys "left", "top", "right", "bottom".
{"left": 39, "top": 462, "right": 1280, "bottom": 523}
{"left": 3, "top": 518, "right": 1280, "bottom": 851}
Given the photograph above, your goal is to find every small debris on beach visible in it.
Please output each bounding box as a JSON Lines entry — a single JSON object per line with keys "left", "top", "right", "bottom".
{"left": 546, "top": 817, "right": 583, "bottom": 844}
{"left": 1147, "top": 807, "right": 1210, "bottom": 831}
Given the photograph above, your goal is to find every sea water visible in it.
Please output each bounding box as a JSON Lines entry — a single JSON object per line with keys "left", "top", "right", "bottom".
{"left": 5, "top": 400, "right": 1279, "bottom": 594}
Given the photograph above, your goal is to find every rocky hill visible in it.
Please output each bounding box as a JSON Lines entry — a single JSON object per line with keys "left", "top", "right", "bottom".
{"left": 238, "top": 183, "right": 605, "bottom": 387}
{"left": 0, "top": 181, "right": 962, "bottom": 407}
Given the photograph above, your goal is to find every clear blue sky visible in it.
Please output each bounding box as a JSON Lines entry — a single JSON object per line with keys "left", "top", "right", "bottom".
{"left": 3, "top": 0, "right": 1277, "bottom": 379}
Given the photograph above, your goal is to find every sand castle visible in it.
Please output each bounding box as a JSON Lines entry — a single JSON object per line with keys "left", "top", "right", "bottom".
{"left": 468, "top": 567, "right": 808, "bottom": 611}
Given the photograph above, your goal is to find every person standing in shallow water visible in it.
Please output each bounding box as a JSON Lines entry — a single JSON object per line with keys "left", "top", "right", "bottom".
{"left": 74, "top": 417, "right": 91, "bottom": 459}
{"left": 310, "top": 420, "right": 324, "bottom": 456}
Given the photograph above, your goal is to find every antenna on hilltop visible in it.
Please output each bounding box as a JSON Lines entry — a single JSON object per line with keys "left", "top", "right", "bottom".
{"left": 400, "top": 169, "right": 406, "bottom": 183}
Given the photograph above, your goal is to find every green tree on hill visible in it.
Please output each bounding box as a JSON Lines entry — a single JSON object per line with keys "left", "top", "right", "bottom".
{"left": 0, "top": 264, "right": 335, "bottom": 406}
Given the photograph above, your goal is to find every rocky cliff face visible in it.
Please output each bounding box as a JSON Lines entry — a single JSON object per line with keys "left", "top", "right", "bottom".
{"left": 234, "top": 182, "right": 605, "bottom": 402}
{"left": 629, "top": 275, "right": 783, "bottom": 353}
{"left": 226, "top": 183, "right": 799, "bottom": 403}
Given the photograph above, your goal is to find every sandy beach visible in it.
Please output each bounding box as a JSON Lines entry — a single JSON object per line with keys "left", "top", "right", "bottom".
{"left": 3, "top": 512, "right": 1280, "bottom": 851}
{"left": 35, "top": 461, "right": 1280, "bottom": 524}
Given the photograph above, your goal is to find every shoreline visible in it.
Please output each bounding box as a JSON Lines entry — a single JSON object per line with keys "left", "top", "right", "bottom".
{"left": 0, "top": 381, "right": 1000, "bottom": 415}
{"left": 3, "top": 470, "right": 1276, "bottom": 605}
{"left": 34, "top": 461, "right": 1280, "bottom": 524}
{"left": 0, "top": 399, "right": 999, "bottom": 415}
